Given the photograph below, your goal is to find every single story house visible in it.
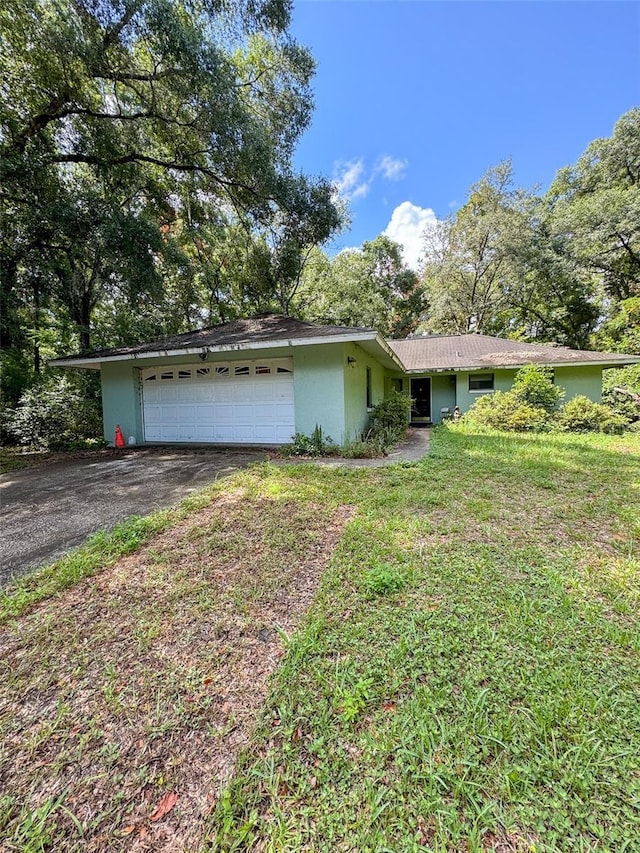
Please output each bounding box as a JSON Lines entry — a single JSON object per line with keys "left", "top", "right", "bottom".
{"left": 50, "top": 314, "right": 640, "bottom": 446}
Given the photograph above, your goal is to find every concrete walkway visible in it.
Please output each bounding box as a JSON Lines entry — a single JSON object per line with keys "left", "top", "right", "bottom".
{"left": 278, "top": 427, "right": 431, "bottom": 468}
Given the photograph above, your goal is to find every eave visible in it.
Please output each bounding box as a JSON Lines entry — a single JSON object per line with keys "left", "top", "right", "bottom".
{"left": 48, "top": 331, "right": 404, "bottom": 370}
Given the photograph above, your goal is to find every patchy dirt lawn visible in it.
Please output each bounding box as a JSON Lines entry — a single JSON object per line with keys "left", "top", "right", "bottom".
{"left": 0, "top": 488, "right": 353, "bottom": 852}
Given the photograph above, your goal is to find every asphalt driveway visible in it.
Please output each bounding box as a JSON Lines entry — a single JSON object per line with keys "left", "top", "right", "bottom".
{"left": 0, "top": 447, "right": 267, "bottom": 586}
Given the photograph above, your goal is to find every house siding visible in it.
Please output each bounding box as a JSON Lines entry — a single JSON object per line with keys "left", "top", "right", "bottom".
{"left": 343, "top": 343, "right": 386, "bottom": 442}
{"left": 101, "top": 362, "right": 142, "bottom": 445}
{"left": 292, "top": 343, "right": 346, "bottom": 442}
{"left": 554, "top": 365, "right": 603, "bottom": 403}
{"left": 455, "top": 370, "right": 518, "bottom": 414}
{"left": 97, "top": 339, "right": 611, "bottom": 447}
{"left": 431, "top": 374, "right": 457, "bottom": 423}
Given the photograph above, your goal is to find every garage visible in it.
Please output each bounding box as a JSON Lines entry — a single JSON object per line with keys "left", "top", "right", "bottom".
{"left": 141, "top": 357, "right": 295, "bottom": 444}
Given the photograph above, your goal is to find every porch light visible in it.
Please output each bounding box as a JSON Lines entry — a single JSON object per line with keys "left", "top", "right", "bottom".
{"left": 347, "top": 356, "right": 357, "bottom": 367}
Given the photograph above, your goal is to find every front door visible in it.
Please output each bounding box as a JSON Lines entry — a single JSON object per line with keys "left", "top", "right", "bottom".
{"left": 410, "top": 377, "right": 431, "bottom": 423}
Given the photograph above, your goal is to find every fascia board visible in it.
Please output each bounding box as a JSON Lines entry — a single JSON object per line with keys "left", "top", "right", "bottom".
{"left": 48, "top": 331, "right": 380, "bottom": 369}
{"left": 403, "top": 356, "right": 640, "bottom": 374}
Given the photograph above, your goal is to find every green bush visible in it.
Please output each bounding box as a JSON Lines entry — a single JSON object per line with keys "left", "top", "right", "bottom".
{"left": 280, "top": 425, "right": 336, "bottom": 457}
{"left": 512, "top": 364, "right": 564, "bottom": 413}
{"left": 556, "top": 395, "right": 628, "bottom": 434}
{"left": 5, "top": 377, "right": 103, "bottom": 449}
{"left": 368, "top": 391, "right": 412, "bottom": 442}
{"left": 602, "top": 364, "right": 640, "bottom": 426}
{"left": 466, "top": 390, "right": 550, "bottom": 432}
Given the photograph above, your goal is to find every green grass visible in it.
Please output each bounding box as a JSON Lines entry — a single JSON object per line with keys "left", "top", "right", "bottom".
{"left": 205, "top": 427, "right": 640, "bottom": 852}
{"left": 0, "top": 479, "right": 242, "bottom": 624}
{"left": 2, "top": 427, "right": 640, "bottom": 851}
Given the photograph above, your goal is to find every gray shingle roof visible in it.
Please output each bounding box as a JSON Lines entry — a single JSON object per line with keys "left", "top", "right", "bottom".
{"left": 53, "top": 314, "right": 375, "bottom": 362}
{"left": 388, "top": 334, "right": 638, "bottom": 372}
{"left": 51, "top": 315, "right": 639, "bottom": 371}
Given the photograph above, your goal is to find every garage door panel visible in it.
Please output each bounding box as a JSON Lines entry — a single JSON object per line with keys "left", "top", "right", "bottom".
{"left": 145, "top": 425, "right": 162, "bottom": 441}
{"left": 232, "top": 404, "right": 255, "bottom": 423}
{"left": 233, "top": 425, "right": 255, "bottom": 442}
{"left": 156, "top": 406, "right": 179, "bottom": 423}
{"left": 197, "top": 405, "right": 215, "bottom": 420}
{"left": 254, "top": 402, "right": 275, "bottom": 420}
{"left": 215, "top": 403, "right": 234, "bottom": 422}
{"left": 160, "top": 387, "right": 180, "bottom": 403}
{"left": 160, "top": 425, "right": 179, "bottom": 441}
{"left": 195, "top": 424, "right": 215, "bottom": 440}
{"left": 275, "top": 424, "right": 294, "bottom": 443}
{"left": 175, "top": 386, "right": 197, "bottom": 403}
{"left": 275, "top": 402, "right": 295, "bottom": 419}
{"left": 215, "top": 425, "right": 234, "bottom": 442}
{"left": 143, "top": 360, "right": 294, "bottom": 444}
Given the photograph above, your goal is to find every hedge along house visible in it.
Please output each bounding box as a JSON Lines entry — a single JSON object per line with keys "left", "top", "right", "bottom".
{"left": 50, "top": 315, "right": 639, "bottom": 446}
{"left": 387, "top": 334, "right": 640, "bottom": 425}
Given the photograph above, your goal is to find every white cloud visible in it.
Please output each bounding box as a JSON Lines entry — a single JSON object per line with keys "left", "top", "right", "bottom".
{"left": 376, "top": 155, "right": 408, "bottom": 181}
{"left": 333, "top": 159, "right": 371, "bottom": 201}
{"left": 383, "top": 201, "right": 439, "bottom": 271}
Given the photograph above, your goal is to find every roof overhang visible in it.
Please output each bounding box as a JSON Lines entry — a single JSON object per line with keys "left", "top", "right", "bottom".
{"left": 402, "top": 356, "right": 640, "bottom": 374}
{"left": 49, "top": 330, "right": 406, "bottom": 371}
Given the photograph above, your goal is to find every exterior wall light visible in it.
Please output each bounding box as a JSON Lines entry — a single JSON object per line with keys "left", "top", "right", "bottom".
{"left": 347, "top": 356, "right": 357, "bottom": 367}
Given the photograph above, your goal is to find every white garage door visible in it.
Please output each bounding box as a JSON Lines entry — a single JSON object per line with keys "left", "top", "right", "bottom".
{"left": 141, "top": 358, "right": 295, "bottom": 444}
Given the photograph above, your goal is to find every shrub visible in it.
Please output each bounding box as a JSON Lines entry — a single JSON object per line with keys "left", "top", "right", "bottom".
{"left": 280, "top": 425, "right": 335, "bottom": 457}
{"left": 512, "top": 364, "right": 564, "bottom": 413}
{"left": 556, "top": 395, "right": 628, "bottom": 434}
{"left": 466, "top": 390, "right": 550, "bottom": 432}
{"left": 602, "top": 364, "right": 640, "bottom": 426}
{"left": 6, "top": 377, "right": 103, "bottom": 449}
{"left": 368, "top": 391, "right": 412, "bottom": 442}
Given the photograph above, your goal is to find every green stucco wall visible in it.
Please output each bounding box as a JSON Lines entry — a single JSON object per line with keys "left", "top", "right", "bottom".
{"left": 554, "top": 365, "right": 603, "bottom": 403}
{"left": 431, "top": 374, "right": 457, "bottom": 423}
{"left": 99, "top": 344, "right": 607, "bottom": 447}
{"left": 455, "top": 370, "right": 518, "bottom": 414}
{"left": 454, "top": 366, "right": 603, "bottom": 415}
{"left": 292, "top": 343, "right": 346, "bottom": 442}
{"left": 343, "top": 343, "right": 386, "bottom": 441}
{"left": 101, "top": 362, "right": 142, "bottom": 445}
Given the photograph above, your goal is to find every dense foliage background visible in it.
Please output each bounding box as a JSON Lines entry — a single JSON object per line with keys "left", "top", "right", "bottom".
{"left": 0, "top": 1, "right": 638, "bottom": 439}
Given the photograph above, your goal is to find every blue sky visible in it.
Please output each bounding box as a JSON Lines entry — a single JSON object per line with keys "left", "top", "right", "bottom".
{"left": 289, "top": 1, "right": 640, "bottom": 268}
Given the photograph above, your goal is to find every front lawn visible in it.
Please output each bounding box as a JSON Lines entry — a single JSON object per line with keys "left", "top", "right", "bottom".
{"left": 1, "top": 427, "right": 639, "bottom": 851}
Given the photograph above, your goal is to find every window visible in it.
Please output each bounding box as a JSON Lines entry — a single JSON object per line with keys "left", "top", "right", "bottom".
{"left": 277, "top": 366, "right": 292, "bottom": 374}
{"left": 366, "top": 366, "right": 372, "bottom": 408}
{"left": 177, "top": 369, "right": 192, "bottom": 380}
{"left": 234, "top": 365, "right": 250, "bottom": 376}
{"left": 255, "top": 365, "right": 271, "bottom": 375}
{"left": 468, "top": 373, "right": 494, "bottom": 392}
{"left": 196, "top": 367, "right": 211, "bottom": 377}
{"left": 144, "top": 373, "right": 157, "bottom": 381}
{"left": 160, "top": 370, "right": 174, "bottom": 381}
{"left": 215, "top": 365, "right": 229, "bottom": 376}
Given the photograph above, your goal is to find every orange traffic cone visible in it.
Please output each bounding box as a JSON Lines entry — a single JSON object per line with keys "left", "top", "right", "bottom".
{"left": 114, "top": 425, "right": 126, "bottom": 448}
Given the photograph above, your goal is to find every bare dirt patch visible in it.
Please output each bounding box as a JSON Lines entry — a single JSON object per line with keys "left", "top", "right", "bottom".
{"left": 0, "top": 491, "right": 354, "bottom": 852}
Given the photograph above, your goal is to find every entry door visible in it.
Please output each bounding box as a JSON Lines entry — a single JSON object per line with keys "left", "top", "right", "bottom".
{"left": 410, "top": 377, "right": 431, "bottom": 422}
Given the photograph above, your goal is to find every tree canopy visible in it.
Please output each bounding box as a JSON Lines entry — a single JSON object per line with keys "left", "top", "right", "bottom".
{"left": 1, "top": 0, "right": 342, "bottom": 383}
{"left": 420, "top": 108, "right": 640, "bottom": 351}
